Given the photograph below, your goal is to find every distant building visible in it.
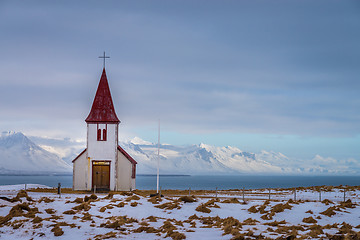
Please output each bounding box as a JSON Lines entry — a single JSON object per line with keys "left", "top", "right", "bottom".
{"left": 72, "top": 68, "right": 137, "bottom": 191}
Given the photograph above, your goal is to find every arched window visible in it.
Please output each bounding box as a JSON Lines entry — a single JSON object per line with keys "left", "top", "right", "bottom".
{"left": 97, "top": 124, "right": 107, "bottom": 141}
{"left": 103, "top": 129, "right": 107, "bottom": 141}
{"left": 97, "top": 129, "right": 101, "bottom": 141}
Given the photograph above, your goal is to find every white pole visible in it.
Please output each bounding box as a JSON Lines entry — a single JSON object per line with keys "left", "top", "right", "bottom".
{"left": 156, "top": 119, "right": 160, "bottom": 194}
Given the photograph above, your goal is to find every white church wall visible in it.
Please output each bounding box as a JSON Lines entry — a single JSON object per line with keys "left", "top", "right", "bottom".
{"left": 87, "top": 123, "right": 118, "bottom": 190}
{"left": 87, "top": 123, "right": 118, "bottom": 160}
{"left": 116, "top": 151, "right": 134, "bottom": 191}
{"left": 73, "top": 150, "right": 88, "bottom": 191}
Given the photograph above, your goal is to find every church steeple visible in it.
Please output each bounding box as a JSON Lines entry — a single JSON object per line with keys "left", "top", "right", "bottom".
{"left": 85, "top": 68, "right": 120, "bottom": 123}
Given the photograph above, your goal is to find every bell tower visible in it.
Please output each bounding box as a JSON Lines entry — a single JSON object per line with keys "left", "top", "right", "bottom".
{"left": 85, "top": 68, "right": 120, "bottom": 191}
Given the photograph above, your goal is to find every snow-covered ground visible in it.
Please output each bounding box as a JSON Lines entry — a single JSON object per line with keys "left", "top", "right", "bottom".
{"left": 0, "top": 184, "right": 359, "bottom": 239}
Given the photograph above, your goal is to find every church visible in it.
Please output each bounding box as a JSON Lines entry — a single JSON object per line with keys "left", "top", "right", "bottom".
{"left": 72, "top": 66, "right": 137, "bottom": 191}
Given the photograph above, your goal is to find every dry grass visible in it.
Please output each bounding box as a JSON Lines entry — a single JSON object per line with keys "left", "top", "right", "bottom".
{"left": 103, "top": 192, "right": 114, "bottom": 199}
{"left": 45, "top": 208, "right": 55, "bottom": 214}
{"left": 320, "top": 206, "right": 338, "bottom": 217}
{"left": 202, "top": 198, "right": 220, "bottom": 209}
{"left": 242, "top": 218, "right": 259, "bottom": 225}
{"left": 146, "top": 216, "right": 158, "bottom": 222}
{"left": 63, "top": 210, "right": 76, "bottom": 215}
{"left": 271, "top": 202, "right": 292, "bottom": 213}
{"left": 264, "top": 220, "right": 287, "bottom": 226}
{"left": 302, "top": 216, "right": 317, "bottom": 224}
{"left": 148, "top": 196, "right": 162, "bottom": 204}
{"left": 156, "top": 201, "right": 181, "bottom": 210}
{"left": 51, "top": 225, "right": 64, "bottom": 236}
{"left": 100, "top": 215, "right": 138, "bottom": 230}
{"left": 166, "top": 231, "right": 186, "bottom": 240}
{"left": 221, "top": 198, "right": 240, "bottom": 204}
{"left": 195, "top": 204, "right": 211, "bottom": 213}
{"left": 72, "top": 202, "right": 91, "bottom": 211}
{"left": 81, "top": 212, "right": 93, "bottom": 221}
{"left": 130, "top": 202, "right": 138, "bottom": 207}
{"left": 178, "top": 196, "right": 197, "bottom": 203}
{"left": 84, "top": 194, "right": 98, "bottom": 202}
{"left": 115, "top": 202, "right": 125, "bottom": 208}
{"left": 339, "top": 199, "right": 356, "bottom": 209}
{"left": 38, "top": 197, "right": 54, "bottom": 203}
{"left": 73, "top": 197, "right": 84, "bottom": 203}
{"left": 94, "top": 231, "right": 118, "bottom": 240}
{"left": 125, "top": 195, "right": 140, "bottom": 202}
{"left": 247, "top": 205, "right": 258, "bottom": 213}
{"left": 2, "top": 187, "right": 360, "bottom": 239}
{"left": 133, "top": 226, "right": 160, "bottom": 233}
{"left": 321, "top": 199, "right": 333, "bottom": 205}
{"left": 0, "top": 202, "right": 40, "bottom": 226}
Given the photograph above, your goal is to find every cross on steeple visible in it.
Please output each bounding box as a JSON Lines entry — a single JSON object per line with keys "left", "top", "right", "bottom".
{"left": 99, "top": 51, "right": 110, "bottom": 68}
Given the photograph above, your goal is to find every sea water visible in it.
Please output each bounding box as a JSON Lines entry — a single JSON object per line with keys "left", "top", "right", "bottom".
{"left": 0, "top": 175, "right": 359, "bottom": 190}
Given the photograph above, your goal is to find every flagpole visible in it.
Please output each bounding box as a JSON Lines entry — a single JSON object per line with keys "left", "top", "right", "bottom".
{"left": 156, "top": 119, "right": 160, "bottom": 194}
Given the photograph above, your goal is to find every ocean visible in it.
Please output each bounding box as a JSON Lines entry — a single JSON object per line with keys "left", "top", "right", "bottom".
{"left": 0, "top": 175, "right": 359, "bottom": 190}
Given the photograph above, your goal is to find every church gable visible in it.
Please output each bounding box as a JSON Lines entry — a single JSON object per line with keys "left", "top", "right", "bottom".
{"left": 117, "top": 145, "right": 137, "bottom": 165}
{"left": 72, "top": 149, "right": 87, "bottom": 163}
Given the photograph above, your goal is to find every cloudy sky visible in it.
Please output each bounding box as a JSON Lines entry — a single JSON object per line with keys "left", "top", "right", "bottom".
{"left": 0, "top": 0, "right": 359, "bottom": 161}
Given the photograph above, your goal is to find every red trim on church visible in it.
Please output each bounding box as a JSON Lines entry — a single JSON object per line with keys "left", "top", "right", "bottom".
{"left": 85, "top": 68, "right": 120, "bottom": 123}
{"left": 117, "top": 145, "right": 138, "bottom": 165}
{"left": 72, "top": 146, "right": 137, "bottom": 172}
{"left": 72, "top": 149, "right": 87, "bottom": 163}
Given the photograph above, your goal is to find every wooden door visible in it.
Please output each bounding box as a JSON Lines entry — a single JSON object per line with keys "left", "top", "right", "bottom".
{"left": 92, "top": 163, "right": 110, "bottom": 190}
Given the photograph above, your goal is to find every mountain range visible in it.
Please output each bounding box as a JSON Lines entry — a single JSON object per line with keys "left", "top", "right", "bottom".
{"left": 0, "top": 131, "right": 359, "bottom": 175}
{"left": 0, "top": 131, "right": 72, "bottom": 174}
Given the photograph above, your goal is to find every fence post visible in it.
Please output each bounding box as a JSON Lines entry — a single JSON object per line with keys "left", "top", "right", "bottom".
{"left": 343, "top": 188, "right": 346, "bottom": 202}
{"left": 242, "top": 187, "right": 245, "bottom": 203}
{"left": 94, "top": 185, "right": 96, "bottom": 194}
{"left": 268, "top": 189, "right": 271, "bottom": 200}
{"left": 294, "top": 188, "right": 296, "bottom": 201}
{"left": 57, "top": 183, "right": 61, "bottom": 198}
{"left": 25, "top": 184, "right": 27, "bottom": 191}
{"left": 215, "top": 187, "right": 218, "bottom": 198}
{"left": 189, "top": 187, "right": 191, "bottom": 196}
{"left": 319, "top": 189, "right": 321, "bottom": 202}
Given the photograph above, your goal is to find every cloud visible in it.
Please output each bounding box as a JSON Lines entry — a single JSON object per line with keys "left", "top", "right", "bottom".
{"left": 0, "top": 0, "right": 359, "bottom": 146}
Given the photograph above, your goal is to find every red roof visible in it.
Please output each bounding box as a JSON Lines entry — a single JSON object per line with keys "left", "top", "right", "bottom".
{"left": 85, "top": 68, "right": 120, "bottom": 123}
{"left": 118, "top": 145, "right": 137, "bottom": 165}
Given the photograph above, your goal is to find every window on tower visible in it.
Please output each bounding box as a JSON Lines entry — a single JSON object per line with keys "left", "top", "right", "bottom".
{"left": 97, "top": 124, "right": 107, "bottom": 141}
{"left": 97, "top": 129, "right": 101, "bottom": 141}
{"left": 103, "top": 129, "right": 107, "bottom": 141}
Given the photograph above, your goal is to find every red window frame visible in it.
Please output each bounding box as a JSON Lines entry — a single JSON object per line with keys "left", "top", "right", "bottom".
{"left": 97, "top": 124, "right": 107, "bottom": 141}
{"left": 97, "top": 129, "right": 101, "bottom": 141}
{"left": 103, "top": 129, "right": 107, "bottom": 141}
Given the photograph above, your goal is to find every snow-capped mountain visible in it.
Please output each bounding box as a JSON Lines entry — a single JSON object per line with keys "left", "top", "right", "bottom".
{"left": 0, "top": 131, "right": 72, "bottom": 174}
{"left": 121, "top": 139, "right": 286, "bottom": 175}
{"left": 1, "top": 131, "right": 359, "bottom": 175}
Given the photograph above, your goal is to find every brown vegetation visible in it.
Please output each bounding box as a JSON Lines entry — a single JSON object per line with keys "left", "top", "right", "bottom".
{"left": 178, "top": 196, "right": 197, "bottom": 203}
{"left": 302, "top": 216, "right": 317, "bottom": 224}
{"left": 125, "top": 195, "right": 140, "bottom": 202}
{"left": 195, "top": 204, "right": 211, "bottom": 213}
{"left": 221, "top": 198, "right": 240, "bottom": 204}
{"left": 156, "top": 201, "right": 181, "bottom": 210}
{"left": 38, "top": 197, "right": 54, "bottom": 203}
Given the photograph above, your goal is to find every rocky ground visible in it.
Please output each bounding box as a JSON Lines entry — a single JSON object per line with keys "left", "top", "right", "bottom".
{"left": 0, "top": 185, "right": 359, "bottom": 239}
